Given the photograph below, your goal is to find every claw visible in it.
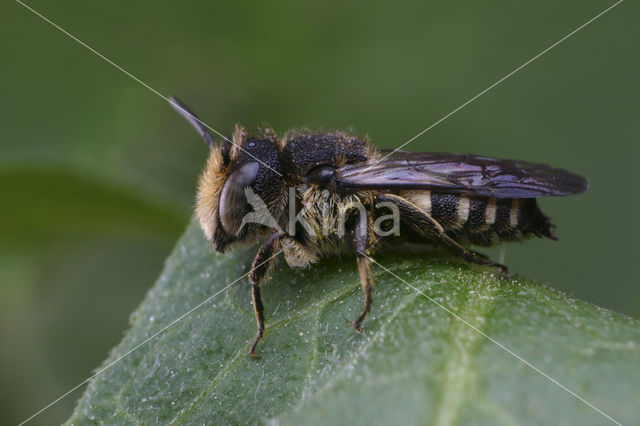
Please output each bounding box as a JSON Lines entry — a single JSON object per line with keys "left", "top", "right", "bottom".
{"left": 249, "top": 330, "right": 264, "bottom": 358}
{"left": 249, "top": 343, "right": 261, "bottom": 358}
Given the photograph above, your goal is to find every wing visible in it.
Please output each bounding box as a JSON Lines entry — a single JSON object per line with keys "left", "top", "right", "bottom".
{"left": 335, "top": 150, "right": 589, "bottom": 198}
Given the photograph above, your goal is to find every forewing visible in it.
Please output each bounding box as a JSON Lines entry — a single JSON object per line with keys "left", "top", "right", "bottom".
{"left": 335, "top": 151, "right": 589, "bottom": 198}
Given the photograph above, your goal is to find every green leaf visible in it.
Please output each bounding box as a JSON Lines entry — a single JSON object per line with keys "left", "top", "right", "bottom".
{"left": 68, "top": 220, "right": 640, "bottom": 425}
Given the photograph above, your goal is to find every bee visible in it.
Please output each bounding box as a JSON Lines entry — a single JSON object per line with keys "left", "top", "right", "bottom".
{"left": 169, "top": 97, "right": 589, "bottom": 358}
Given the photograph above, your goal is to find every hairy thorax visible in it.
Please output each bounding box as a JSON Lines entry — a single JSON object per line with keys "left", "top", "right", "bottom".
{"left": 280, "top": 185, "right": 370, "bottom": 269}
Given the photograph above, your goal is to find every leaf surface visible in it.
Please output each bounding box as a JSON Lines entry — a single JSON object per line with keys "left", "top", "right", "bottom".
{"left": 68, "top": 221, "right": 640, "bottom": 425}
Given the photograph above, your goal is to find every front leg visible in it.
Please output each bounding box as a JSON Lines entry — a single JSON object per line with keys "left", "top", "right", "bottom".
{"left": 248, "top": 231, "right": 280, "bottom": 358}
{"left": 352, "top": 207, "right": 375, "bottom": 331}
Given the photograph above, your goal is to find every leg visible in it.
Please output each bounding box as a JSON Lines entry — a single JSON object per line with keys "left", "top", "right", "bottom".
{"left": 378, "top": 194, "right": 508, "bottom": 273}
{"left": 248, "top": 231, "right": 280, "bottom": 358}
{"left": 352, "top": 207, "right": 375, "bottom": 331}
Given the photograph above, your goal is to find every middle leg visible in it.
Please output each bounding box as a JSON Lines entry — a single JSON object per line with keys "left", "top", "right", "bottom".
{"left": 352, "top": 206, "right": 375, "bottom": 331}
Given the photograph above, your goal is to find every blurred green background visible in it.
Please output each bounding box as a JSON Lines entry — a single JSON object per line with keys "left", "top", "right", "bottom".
{"left": 1, "top": 0, "right": 637, "bottom": 424}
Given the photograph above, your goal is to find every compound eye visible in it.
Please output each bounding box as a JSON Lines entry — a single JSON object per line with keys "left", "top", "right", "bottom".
{"left": 219, "top": 161, "right": 260, "bottom": 235}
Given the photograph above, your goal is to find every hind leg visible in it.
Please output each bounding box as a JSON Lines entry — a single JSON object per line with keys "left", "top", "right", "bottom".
{"left": 377, "top": 194, "right": 508, "bottom": 274}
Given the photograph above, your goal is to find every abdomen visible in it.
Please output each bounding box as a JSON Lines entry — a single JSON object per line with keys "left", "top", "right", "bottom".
{"left": 403, "top": 190, "right": 556, "bottom": 246}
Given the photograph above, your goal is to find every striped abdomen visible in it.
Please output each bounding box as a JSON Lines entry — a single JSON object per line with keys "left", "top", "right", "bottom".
{"left": 403, "top": 190, "right": 556, "bottom": 246}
